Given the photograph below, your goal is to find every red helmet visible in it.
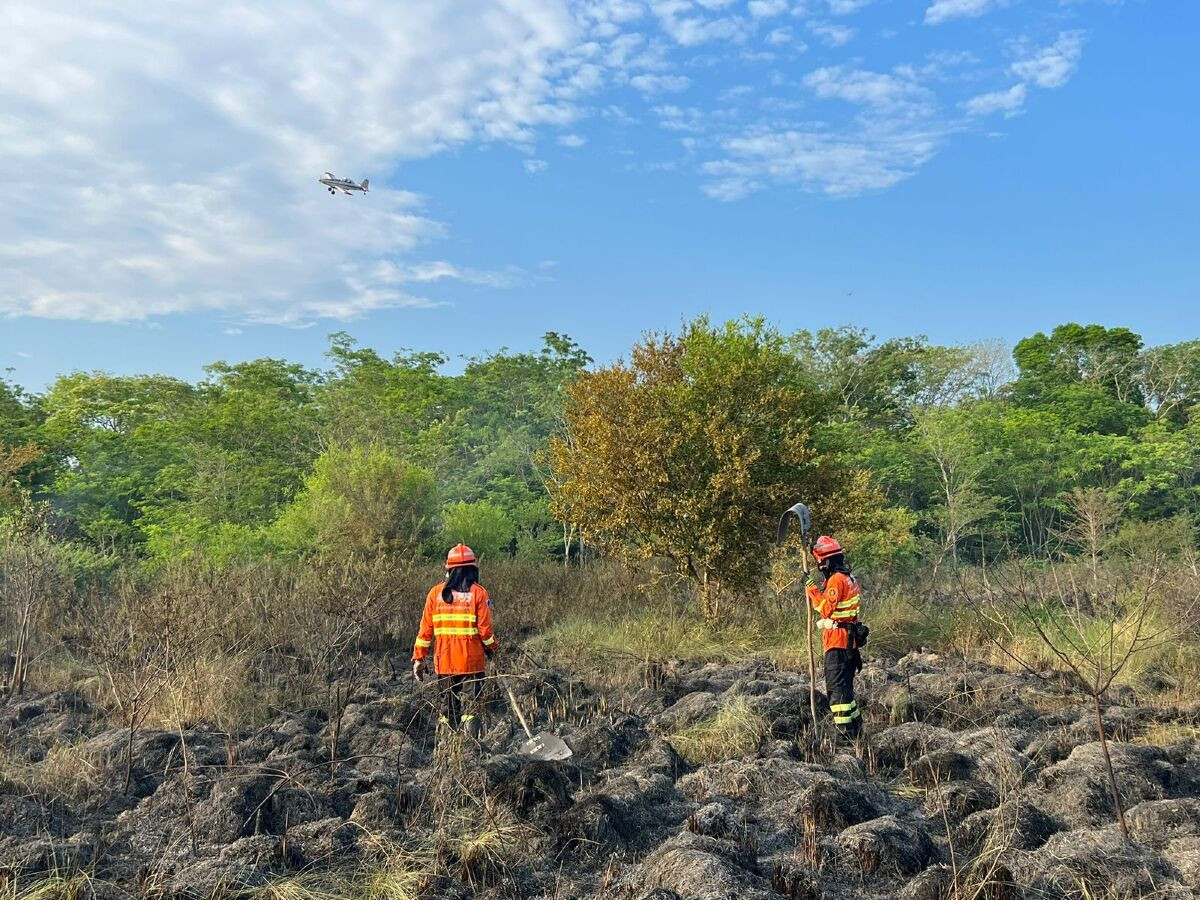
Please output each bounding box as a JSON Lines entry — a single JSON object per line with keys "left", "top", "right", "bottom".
{"left": 811, "top": 535, "right": 843, "bottom": 561}
{"left": 446, "top": 543, "right": 477, "bottom": 569}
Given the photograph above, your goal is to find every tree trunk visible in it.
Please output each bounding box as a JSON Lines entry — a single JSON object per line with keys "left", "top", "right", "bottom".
{"left": 9, "top": 610, "right": 30, "bottom": 699}
{"left": 1093, "top": 692, "right": 1129, "bottom": 838}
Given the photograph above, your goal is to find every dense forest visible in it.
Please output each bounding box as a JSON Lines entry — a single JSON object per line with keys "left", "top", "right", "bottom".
{"left": 2, "top": 320, "right": 1198, "bottom": 576}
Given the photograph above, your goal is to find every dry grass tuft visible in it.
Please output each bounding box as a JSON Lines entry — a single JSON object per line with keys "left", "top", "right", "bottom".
{"left": 443, "top": 801, "right": 530, "bottom": 889}
{"left": 2, "top": 870, "right": 105, "bottom": 900}
{"left": 669, "top": 696, "right": 769, "bottom": 765}
{"left": 0, "top": 743, "right": 106, "bottom": 803}
{"left": 1130, "top": 721, "right": 1200, "bottom": 747}
{"left": 254, "top": 842, "right": 435, "bottom": 900}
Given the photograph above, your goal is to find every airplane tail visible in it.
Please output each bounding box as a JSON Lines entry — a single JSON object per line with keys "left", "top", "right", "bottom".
{"left": 360, "top": 178, "right": 369, "bottom": 191}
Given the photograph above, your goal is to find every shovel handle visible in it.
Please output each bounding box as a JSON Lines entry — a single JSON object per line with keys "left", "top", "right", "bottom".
{"left": 503, "top": 680, "right": 535, "bottom": 739}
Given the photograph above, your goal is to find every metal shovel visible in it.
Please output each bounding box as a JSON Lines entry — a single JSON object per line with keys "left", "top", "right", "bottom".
{"left": 502, "top": 678, "right": 573, "bottom": 761}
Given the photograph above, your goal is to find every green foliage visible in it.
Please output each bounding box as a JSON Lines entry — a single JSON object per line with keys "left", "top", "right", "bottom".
{"left": 2, "top": 321, "right": 1198, "bottom": 570}
{"left": 549, "top": 316, "right": 898, "bottom": 619}
{"left": 439, "top": 501, "right": 516, "bottom": 561}
{"left": 271, "top": 445, "right": 437, "bottom": 560}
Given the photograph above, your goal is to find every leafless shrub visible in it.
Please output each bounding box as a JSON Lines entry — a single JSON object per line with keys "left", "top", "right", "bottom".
{"left": 1, "top": 504, "right": 70, "bottom": 699}
{"left": 972, "top": 512, "right": 1200, "bottom": 838}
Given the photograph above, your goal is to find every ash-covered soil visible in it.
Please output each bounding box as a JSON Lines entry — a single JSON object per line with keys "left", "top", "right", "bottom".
{"left": 3, "top": 651, "right": 1200, "bottom": 898}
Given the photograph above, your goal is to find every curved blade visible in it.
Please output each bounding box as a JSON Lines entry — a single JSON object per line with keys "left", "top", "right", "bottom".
{"left": 520, "top": 732, "right": 573, "bottom": 761}
{"left": 777, "top": 502, "right": 811, "bottom": 545}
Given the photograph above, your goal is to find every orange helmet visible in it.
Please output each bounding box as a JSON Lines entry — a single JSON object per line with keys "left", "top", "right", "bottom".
{"left": 446, "top": 543, "right": 477, "bottom": 569}
{"left": 811, "top": 535, "right": 843, "bottom": 561}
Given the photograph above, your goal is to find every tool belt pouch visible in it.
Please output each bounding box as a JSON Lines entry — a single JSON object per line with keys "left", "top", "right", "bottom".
{"left": 839, "top": 622, "right": 870, "bottom": 649}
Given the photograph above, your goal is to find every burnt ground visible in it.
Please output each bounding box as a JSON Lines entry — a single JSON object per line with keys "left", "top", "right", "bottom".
{"left": 2, "top": 650, "right": 1200, "bottom": 899}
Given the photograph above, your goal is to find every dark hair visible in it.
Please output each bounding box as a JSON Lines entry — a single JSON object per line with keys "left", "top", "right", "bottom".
{"left": 818, "top": 552, "right": 851, "bottom": 576}
{"left": 442, "top": 565, "right": 479, "bottom": 602}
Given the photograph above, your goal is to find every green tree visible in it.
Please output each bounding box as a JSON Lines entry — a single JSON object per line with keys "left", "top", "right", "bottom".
{"left": 439, "top": 500, "right": 516, "bottom": 560}
{"left": 1012, "top": 323, "right": 1147, "bottom": 435}
{"left": 271, "top": 445, "right": 436, "bottom": 560}
{"left": 40, "top": 373, "right": 198, "bottom": 549}
{"left": 912, "top": 404, "right": 998, "bottom": 572}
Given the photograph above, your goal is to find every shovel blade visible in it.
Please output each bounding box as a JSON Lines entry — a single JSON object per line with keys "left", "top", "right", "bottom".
{"left": 519, "top": 731, "right": 573, "bottom": 761}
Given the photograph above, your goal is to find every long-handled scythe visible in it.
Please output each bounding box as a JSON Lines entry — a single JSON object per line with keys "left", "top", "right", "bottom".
{"left": 777, "top": 502, "right": 819, "bottom": 732}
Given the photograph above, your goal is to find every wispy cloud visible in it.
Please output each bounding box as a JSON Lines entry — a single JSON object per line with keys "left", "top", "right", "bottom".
{"left": 828, "top": 0, "right": 876, "bottom": 14}
{"left": 963, "top": 30, "right": 1086, "bottom": 118}
{"left": 748, "top": 0, "right": 789, "bottom": 17}
{"left": 1011, "top": 30, "right": 1085, "bottom": 88}
{"left": 702, "top": 126, "right": 943, "bottom": 199}
{"left": 963, "top": 83, "right": 1027, "bottom": 116}
{"left": 924, "top": 0, "right": 1005, "bottom": 26}
{"left": 629, "top": 73, "right": 693, "bottom": 95}
{"left": 523, "top": 158, "right": 550, "bottom": 174}
{"left": 807, "top": 21, "right": 858, "bottom": 47}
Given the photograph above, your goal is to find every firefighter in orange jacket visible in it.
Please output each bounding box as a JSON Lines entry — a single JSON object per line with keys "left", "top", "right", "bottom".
{"left": 412, "top": 544, "right": 498, "bottom": 738}
{"left": 805, "top": 536, "right": 864, "bottom": 738}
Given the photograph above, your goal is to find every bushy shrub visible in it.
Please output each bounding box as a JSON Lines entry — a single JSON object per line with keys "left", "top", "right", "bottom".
{"left": 271, "top": 445, "right": 436, "bottom": 560}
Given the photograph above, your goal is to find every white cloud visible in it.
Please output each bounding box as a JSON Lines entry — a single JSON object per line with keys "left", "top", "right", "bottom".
{"left": 651, "top": 1, "right": 752, "bottom": 45}
{"left": 0, "top": 1, "right": 588, "bottom": 324}
{"left": 748, "top": 0, "right": 789, "bottom": 17}
{"left": 963, "top": 83, "right": 1027, "bottom": 116}
{"left": 371, "top": 260, "right": 529, "bottom": 288}
{"left": 828, "top": 0, "right": 875, "bottom": 14}
{"left": 223, "top": 327, "right": 244, "bottom": 335}
{"left": 1011, "top": 30, "right": 1085, "bottom": 88}
{"left": 630, "top": 73, "right": 693, "bottom": 94}
{"left": 804, "top": 66, "right": 934, "bottom": 116}
{"left": 924, "top": 0, "right": 1003, "bottom": 26}
{"left": 807, "top": 21, "right": 857, "bottom": 47}
{"left": 703, "top": 125, "right": 942, "bottom": 197}
{"left": 0, "top": 0, "right": 1104, "bottom": 316}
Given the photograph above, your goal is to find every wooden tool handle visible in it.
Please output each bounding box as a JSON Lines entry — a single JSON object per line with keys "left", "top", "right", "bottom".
{"left": 504, "top": 681, "right": 534, "bottom": 739}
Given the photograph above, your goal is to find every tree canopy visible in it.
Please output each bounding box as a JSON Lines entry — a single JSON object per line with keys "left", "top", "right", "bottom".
{"left": 0, "top": 320, "right": 1196, "bottom": 575}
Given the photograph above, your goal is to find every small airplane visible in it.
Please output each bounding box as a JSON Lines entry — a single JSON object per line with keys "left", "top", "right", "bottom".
{"left": 319, "top": 172, "right": 369, "bottom": 195}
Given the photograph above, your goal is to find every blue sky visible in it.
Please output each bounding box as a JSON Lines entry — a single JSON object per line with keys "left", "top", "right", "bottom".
{"left": 1, "top": 0, "right": 1196, "bottom": 389}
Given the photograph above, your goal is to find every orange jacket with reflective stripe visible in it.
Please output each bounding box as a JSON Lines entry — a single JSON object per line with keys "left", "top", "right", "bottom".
{"left": 412, "top": 582, "right": 497, "bottom": 675}
{"left": 806, "top": 571, "right": 861, "bottom": 652}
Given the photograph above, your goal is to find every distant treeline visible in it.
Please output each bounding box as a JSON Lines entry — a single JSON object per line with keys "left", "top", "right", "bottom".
{"left": 1, "top": 322, "right": 1197, "bottom": 566}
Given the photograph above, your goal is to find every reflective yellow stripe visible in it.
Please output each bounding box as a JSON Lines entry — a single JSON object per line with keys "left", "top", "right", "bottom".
{"left": 832, "top": 613, "right": 858, "bottom": 620}
{"left": 481, "top": 635, "right": 497, "bottom": 647}
{"left": 434, "top": 627, "right": 481, "bottom": 636}
{"left": 414, "top": 638, "right": 432, "bottom": 648}
{"left": 433, "top": 614, "right": 477, "bottom": 623}
{"left": 830, "top": 701, "right": 857, "bottom": 712}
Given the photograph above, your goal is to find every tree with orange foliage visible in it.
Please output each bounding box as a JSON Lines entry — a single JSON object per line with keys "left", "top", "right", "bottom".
{"left": 549, "top": 317, "right": 898, "bottom": 621}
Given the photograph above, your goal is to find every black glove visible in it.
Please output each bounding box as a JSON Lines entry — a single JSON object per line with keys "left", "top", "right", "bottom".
{"left": 484, "top": 648, "right": 494, "bottom": 660}
{"left": 805, "top": 571, "right": 820, "bottom": 588}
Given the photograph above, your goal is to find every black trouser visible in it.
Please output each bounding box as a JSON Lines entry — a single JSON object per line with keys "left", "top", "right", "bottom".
{"left": 824, "top": 648, "right": 862, "bottom": 737}
{"left": 438, "top": 673, "right": 483, "bottom": 730}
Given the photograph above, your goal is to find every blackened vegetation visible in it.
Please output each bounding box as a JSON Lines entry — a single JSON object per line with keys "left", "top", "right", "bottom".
{"left": 2, "top": 650, "right": 1200, "bottom": 898}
